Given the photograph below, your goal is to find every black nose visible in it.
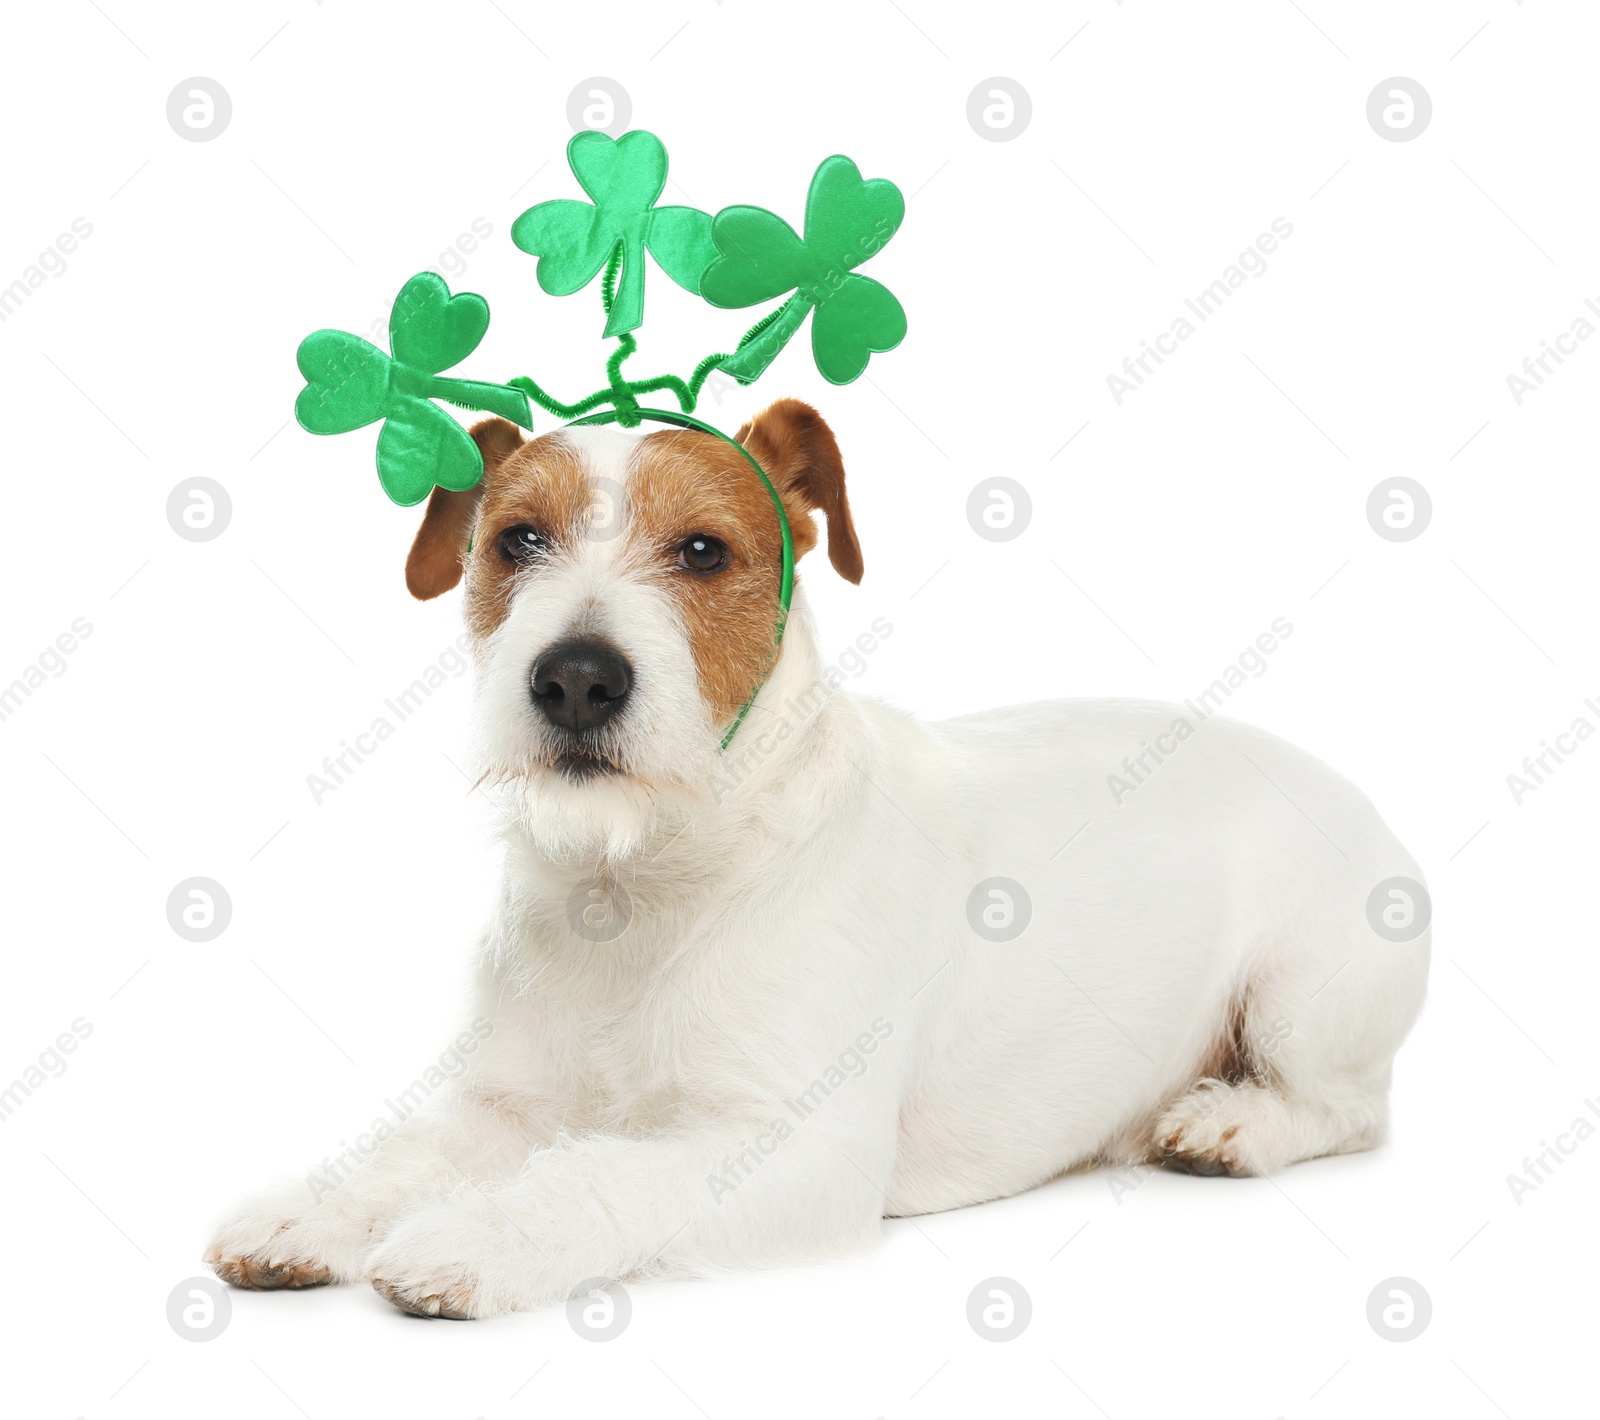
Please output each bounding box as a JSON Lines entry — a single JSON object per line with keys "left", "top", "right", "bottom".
{"left": 530, "top": 640, "right": 632, "bottom": 732}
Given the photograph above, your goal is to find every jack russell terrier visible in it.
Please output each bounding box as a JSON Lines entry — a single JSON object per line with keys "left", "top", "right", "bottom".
{"left": 206, "top": 398, "right": 1430, "bottom": 1318}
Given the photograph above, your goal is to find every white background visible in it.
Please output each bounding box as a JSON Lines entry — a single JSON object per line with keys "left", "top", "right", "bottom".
{"left": 1, "top": 1, "right": 1595, "bottom": 1416}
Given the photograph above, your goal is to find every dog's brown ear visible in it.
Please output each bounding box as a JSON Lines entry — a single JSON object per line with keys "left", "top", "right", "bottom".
{"left": 735, "top": 398, "right": 863, "bottom": 584}
{"left": 405, "top": 418, "right": 525, "bottom": 600}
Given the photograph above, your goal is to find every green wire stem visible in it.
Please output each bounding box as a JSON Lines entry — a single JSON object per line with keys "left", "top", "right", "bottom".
{"left": 506, "top": 290, "right": 790, "bottom": 429}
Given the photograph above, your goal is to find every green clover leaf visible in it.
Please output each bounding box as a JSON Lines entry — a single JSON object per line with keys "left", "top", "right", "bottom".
{"left": 511, "top": 130, "right": 716, "bottom": 339}
{"left": 700, "top": 155, "right": 907, "bottom": 385}
{"left": 294, "top": 272, "right": 532, "bottom": 506}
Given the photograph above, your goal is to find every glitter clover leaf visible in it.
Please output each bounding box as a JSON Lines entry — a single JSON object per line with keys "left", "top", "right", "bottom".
{"left": 511, "top": 130, "right": 716, "bottom": 339}
{"left": 699, "top": 154, "right": 907, "bottom": 386}
{"left": 294, "top": 272, "right": 532, "bottom": 506}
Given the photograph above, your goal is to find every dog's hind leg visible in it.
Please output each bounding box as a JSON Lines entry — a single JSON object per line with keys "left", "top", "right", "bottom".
{"left": 1148, "top": 888, "right": 1430, "bottom": 1177}
{"left": 1152, "top": 1072, "right": 1389, "bottom": 1178}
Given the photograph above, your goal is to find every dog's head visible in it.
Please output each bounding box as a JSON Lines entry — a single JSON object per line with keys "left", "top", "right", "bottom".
{"left": 406, "top": 398, "right": 861, "bottom": 858}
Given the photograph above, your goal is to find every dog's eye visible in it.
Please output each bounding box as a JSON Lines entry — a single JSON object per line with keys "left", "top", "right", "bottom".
{"left": 498, "top": 525, "right": 548, "bottom": 563}
{"left": 677, "top": 535, "right": 728, "bottom": 573}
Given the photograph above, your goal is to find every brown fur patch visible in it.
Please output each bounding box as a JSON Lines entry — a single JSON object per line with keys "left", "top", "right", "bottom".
{"left": 735, "top": 397, "right": 863, "bottom": 584}
{"left": 1196, "top": 987, "right": 1252, "bottom": 1085}
{"left": 458, "top": 431, "right": 595, "bottom": 640}
{"left": 624, "top": 430, "right": 789, "bottom": 725}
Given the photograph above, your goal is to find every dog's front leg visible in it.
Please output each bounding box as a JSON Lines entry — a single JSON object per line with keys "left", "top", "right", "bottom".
{"left": 205, "top": 1084, "right": 542, "bottom": 1290}
{"left": 364, "top": 1119, "right": 893, "bottom": 1319}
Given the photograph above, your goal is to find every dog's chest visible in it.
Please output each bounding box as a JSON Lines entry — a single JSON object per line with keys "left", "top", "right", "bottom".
{"left": 492, "top": 941, "right": 763, "bottom": 1131}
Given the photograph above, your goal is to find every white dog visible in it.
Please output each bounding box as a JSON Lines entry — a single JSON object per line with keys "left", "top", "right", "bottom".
{"left": 207, "top": 399, "right": 1429, "bottom": 1318}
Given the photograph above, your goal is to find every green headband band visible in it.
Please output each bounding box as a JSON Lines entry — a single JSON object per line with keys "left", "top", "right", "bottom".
{"left": 292, "top": 125, "right": 905, "bottom": 748}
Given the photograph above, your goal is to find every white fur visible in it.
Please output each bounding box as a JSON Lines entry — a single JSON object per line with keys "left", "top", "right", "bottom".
{"left": 207, "top": 428, "right": 1430, "bottom": 1317}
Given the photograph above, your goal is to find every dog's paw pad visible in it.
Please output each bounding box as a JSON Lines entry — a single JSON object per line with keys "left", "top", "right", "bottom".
{"left": 1163, "top": 1133, "right": 1247, "bottom": 1176}
{"left": 207, "top": 1243, "right": 334, "bottom": 1291}
{"left": 370, "top": 1273, "right": 480, "bottom": 1320}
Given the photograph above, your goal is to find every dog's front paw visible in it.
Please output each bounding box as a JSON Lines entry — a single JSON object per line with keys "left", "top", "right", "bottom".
{"left": 364, "top": 1197, "right": 505, "bottom": 1320}
{"left": 369, "top": 1269, "right": 482, "bottom": 1320}
{"left": 365, "top": 1185, "right": 619, "bottom": 1320}
{"left": 205, "top": 1178, "right": 377, "bottom": 1290}
{"left": 208, "top": 1232, "right": 335, "bottom": 1291}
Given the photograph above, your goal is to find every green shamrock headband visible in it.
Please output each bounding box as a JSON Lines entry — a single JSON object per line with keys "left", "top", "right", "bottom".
{"left": 292, "top": 128, "right": 906, "bottom": 745}
{"left": 294, "top": 128, "right": 907, "bottom": 501}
